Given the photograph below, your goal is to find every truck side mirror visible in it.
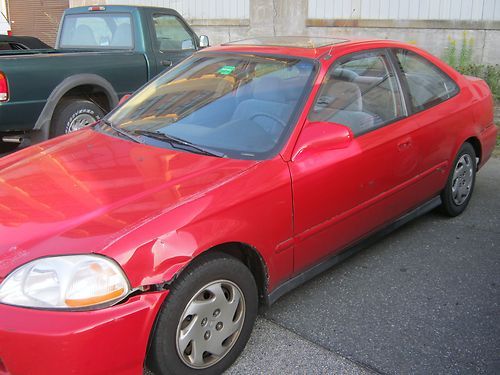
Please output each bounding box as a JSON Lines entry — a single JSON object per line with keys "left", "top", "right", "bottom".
{"left": 199, "top": 35, "right": 209, "bottom": 48}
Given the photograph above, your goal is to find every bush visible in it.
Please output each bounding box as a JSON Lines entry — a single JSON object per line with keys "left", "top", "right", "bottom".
{"left": 443, "top": 32, "right": 500, "bottom": 102}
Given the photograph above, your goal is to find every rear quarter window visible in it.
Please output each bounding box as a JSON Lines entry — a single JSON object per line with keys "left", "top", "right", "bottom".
{"left": 394, "top": 49, "right": 459, "bottom": 112}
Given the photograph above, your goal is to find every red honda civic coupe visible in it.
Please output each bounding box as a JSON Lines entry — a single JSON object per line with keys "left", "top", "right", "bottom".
{"left": 0, "top": 37, "right": 497, "bottom": 375}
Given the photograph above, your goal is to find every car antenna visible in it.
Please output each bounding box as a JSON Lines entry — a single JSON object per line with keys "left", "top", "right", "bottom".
{"left": 322, "top": 44, "right": 334, "bottom": 60}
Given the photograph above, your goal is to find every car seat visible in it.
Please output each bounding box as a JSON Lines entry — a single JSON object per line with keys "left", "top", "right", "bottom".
{"left": 231, "top": 76, "right": 292, "bottom": 139}
{"left": 315, "top": 79, "right": 375, "bottom": 135}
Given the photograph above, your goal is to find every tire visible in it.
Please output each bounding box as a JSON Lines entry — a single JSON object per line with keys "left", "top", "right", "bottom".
{"left": 147, "top": 253, "right": 258, "bottom": 375}
{"left": 440, "top": 142, "right": 477, "bottom": 217}
{"left": 50, "top": 99, "right": 105, "bottom": 137}
{"left": 0, "top": 142, "right": 19, "bottom": 154}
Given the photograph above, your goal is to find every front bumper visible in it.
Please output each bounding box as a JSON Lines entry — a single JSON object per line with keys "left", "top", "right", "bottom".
{"left": 0, "top": 291, "right": 168, "bottom": 375}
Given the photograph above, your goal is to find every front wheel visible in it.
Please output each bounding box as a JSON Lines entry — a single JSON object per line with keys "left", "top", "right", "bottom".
{"left": 148, "top": 253, "right": 258, "bottom": 375}
{"left": 51, "top": 99, "right": 105, "bottom": 137}
{"left": 440, "top": 142, "right": 477, "bottom": 217}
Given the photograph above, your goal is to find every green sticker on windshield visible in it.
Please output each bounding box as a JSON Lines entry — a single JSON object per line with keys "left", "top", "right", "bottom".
{"left": 217, "top": 65, "right": 236, "bottom": 75}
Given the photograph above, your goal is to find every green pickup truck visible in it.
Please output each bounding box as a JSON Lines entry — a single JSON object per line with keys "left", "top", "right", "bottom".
{"left": 0, "top": 5, "right": 208, "bottom": 144}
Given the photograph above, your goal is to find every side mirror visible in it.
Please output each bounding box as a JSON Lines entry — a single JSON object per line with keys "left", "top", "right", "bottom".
{"left": 292, "top": 120, "right": 353, "bottom": 160}
{"left": 199, "top": 35, "right": 209, "bottom": 48}
{"left": 117, "top": 94, "right": 131, "bottom": 107}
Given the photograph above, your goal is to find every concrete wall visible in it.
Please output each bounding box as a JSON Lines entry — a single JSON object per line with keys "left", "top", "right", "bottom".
{"left": 69, "top": 0, "right": 500, "bottom": 65}
{"left": 309, "top": 0, "right": 500, "bottom": 22}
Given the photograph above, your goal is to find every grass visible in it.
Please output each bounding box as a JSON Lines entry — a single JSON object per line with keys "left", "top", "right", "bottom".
{"left": 443, "top": 32, "right": 500, "bottom": 102}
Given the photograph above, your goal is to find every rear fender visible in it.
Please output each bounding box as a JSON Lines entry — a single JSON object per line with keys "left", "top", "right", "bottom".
{"left": 32, "top": 74, "right": 118, "bottom": 140}
{"left": 462, "top": 77, "right": 495, "bottom": 168}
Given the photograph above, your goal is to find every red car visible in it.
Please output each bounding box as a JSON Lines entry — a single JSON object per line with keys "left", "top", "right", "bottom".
{"left": 0, "top": 37, "right": 497, "bottom": 375}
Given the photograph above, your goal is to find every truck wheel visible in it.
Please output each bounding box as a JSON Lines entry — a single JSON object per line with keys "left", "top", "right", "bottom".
{"left": 51, "top": 99, "right": 105, "bottom": 137}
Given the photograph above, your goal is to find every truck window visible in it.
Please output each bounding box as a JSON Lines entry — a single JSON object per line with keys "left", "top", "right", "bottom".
{"left": 59, "top": 13, "right": 133, "bottom": 49}
{"left": 152, "top": 14, "right": 195, "bottom": 51}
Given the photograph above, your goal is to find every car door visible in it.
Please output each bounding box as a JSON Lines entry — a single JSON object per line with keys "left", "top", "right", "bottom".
{"left": 147, "top": 11, "right": 198, "bottom": 76}
{"left": 390, "top": 48, "right": 465, "bottom": 198}
{"left": 290, "top": 49, "right": 427, "bottom": 273}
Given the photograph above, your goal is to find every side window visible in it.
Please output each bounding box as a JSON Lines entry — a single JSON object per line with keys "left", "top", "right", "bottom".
{"left": 395, "top": 49, "right": 459, "bottom": 112}
{"left": 309, "top": 51, "right": 405, "bottom": 136}
{"left": 152, "top": 14, "right": 195, "bottom": 52}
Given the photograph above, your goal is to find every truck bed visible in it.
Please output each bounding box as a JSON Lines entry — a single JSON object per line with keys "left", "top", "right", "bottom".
{"left": 0, "top": 50, "right": 149, "bottom": 131}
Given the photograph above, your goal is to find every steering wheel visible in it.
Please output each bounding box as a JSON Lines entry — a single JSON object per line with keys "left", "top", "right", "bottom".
{"left": 249, "top": 112, "right": 287, "bottom": 129}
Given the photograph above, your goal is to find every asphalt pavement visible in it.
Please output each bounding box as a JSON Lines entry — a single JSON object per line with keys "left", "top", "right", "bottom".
{"left": 1, "top": 144, "right": 499, "bottom": 374}
{"left": 232, "top": 157, "right": 500, "bottom": 374}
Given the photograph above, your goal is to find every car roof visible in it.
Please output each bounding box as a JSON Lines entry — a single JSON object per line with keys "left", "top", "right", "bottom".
{"left": 0, "top": 35, "right": 51, "bottom": 48}
{"left": 204, "top": 36, "right": 406, "bottom": 59}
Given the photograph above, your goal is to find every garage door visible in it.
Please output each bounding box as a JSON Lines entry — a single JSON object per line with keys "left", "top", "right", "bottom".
{"left": 9, "top": 0, "right": 69, "bottom": 47}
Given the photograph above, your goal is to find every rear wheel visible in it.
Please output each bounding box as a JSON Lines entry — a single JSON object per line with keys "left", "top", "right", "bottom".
{"left": 51, "top": 99, "right": 104, "bottom": 137}
{"left": 148, "top": 253, "right": 258, "bottom": 375}
{"left": 441, "top": 142, "right": 476, "bottom": 217}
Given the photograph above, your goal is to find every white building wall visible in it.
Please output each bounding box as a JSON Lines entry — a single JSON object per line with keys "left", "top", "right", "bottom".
{"left": 103, "top": 0, "right": 249, "bottom": 19}
{"left": 0, "top": 0, "right": 6, "bottom": 16}
{"left": 0, "top": 0, "right": 10, "bottom": 35}
{"left": 69, "top": 0, "right": 500, "bottom": 64}
{"left": 308, "top": 0, "right": 500, "bottom": 21}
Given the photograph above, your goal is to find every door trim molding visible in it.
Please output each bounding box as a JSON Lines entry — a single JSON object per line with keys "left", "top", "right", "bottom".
{"left": 294, "top": 161, "right": 448, "bottom": 245}
{"left": 267, "top": 195, "right": 442, "bottom": 305}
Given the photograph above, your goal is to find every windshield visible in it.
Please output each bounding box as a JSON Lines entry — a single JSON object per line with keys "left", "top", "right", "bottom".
{"left": 59, "top": 13, "right": 133, "bottom": 49}
{"left": 107, "top": 53, "right": 317, "bottom": 159}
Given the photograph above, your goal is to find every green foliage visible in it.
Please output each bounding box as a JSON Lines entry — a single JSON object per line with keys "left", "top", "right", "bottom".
{"left": 443, "top": 32, "right": 500, "bottom": 102}
{"left": 444, "top": 36, "right": 457, "bottom": 68}
{"left": 458, "top": 31, "right": 474, "bottom": 69}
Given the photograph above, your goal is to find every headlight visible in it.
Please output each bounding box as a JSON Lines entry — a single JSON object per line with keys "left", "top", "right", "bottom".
{"left": 0, "top": 255, "right": 130, "bottom": 310}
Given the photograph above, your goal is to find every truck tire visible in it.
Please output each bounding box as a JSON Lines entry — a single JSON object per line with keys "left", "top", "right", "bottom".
{"left": 51, "top": 99, "right": 105, "bottom": 137}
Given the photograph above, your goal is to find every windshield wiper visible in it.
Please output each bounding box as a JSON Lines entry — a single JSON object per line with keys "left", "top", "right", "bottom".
{"left": 133, "top": 130, "right": 225, "bottom": 158}
{"left": 100, "top": 119, "right": 143, "bottom": 144}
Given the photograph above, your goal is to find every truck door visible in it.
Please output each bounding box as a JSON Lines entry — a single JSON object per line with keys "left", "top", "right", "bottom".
{"left": 147, "top": 11, "right": 198, "bottom": 77}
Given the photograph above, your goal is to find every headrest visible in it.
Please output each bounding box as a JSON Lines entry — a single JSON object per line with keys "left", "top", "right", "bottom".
{"left": 325, "top": 80, "right": 362, "bottom": 111}
{"left": 111, "top": 23, "right": 132, "bottom": 47}
{"left": 332, "top": 67, "right": 358, "bottom": 82}
{"left": 72, "top": 25, "right": 97, "bottom": 46}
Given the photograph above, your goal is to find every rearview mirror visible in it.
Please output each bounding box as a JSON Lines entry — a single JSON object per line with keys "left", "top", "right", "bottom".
{"left": 292, "top": 121, "right": 353, "bottom": 160}
{"left": 199, "top": 35, "right": 209, "bottom": 48}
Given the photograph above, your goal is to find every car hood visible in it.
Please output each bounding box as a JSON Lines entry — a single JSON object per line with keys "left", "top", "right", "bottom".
{"left": 0, "top": 129, "right": 258, "bottom": 279}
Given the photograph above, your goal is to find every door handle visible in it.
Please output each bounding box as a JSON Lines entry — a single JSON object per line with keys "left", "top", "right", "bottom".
{"left": 397, "top": 138, "right": 412, "bottom": 150}
{"left": 161, "top": 60, "right": 173, "bottom": 67}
